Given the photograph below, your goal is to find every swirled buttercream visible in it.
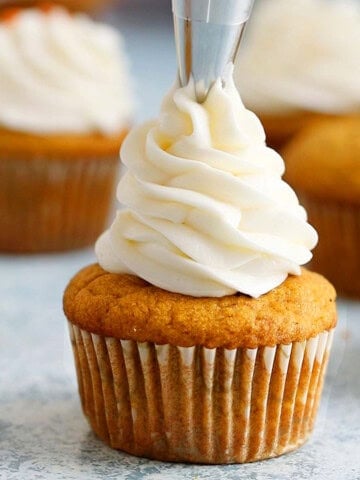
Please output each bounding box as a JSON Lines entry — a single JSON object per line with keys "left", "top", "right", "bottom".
{"left": 96, "top": 73, "right": 318, "bottom": 298}
{"left": 0, "top": 7, "right": 133, "bottom": 134}
{"left": 236, "top": 0, "right": 360, "bottom": 114}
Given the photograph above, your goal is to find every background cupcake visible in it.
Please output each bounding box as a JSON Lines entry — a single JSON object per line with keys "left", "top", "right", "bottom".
{"left": 0, "top": 5, "right": 134, "bottom": 252}
{"left": 235, "top": 0, "right": 360, "bottom": 149}
{"left": 0, "top": 0, "right": 113, "bottom": 14}
{"left": 64, "top": 73, "right": 336, "bottom": 464}
{"left": 283, "top": 115, "right": 360, "bottom": 297}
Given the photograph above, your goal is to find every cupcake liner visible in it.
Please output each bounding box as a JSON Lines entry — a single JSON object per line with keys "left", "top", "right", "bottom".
{"left": 301, "top": 195, "right": 360, "bottom": 297}
{"left": 68, "top": 322, "right": 334, "bottom": 464}
{"left": 0, "top": 154, "right": 119, "bottom": 252}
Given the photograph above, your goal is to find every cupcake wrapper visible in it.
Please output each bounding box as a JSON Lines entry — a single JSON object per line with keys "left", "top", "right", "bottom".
{"left": 0, "top": 154, "right": 119, "bottom": 252}
{"left": 68, "top": 323, "right": 334, "bottom": 464}
{"left": 301, "top": 196, "right": 360, "bottom": 297}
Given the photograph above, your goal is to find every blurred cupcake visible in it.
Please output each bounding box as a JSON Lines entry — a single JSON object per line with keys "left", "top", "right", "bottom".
{"left": 283, "top": 115, "right": 360, "bottom": 297}
{"left": 0, "top": 5, "right": 133, "bottom": 252}
{"left": 235, "top": 0, "right": 360, "bottom": 149}
{"left": 0, "top": 0, "right": 113, "bottom": 14}
{"left": 64, "top": 74, "right": 337, "bottom": 464}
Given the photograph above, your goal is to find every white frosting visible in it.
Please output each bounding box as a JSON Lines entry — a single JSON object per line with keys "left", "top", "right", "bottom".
{"left": 96, "top": 72, "right": 317, "bottom": 298}
{"left": 0, "top": 7, "right": 133, "bottom": 134}
{"left": 236, "top": 0, "right": 360, "bottom": 114}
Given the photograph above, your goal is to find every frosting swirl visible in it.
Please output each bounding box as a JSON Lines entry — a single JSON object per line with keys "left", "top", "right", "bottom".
{"left": 96, "top": 74, "right": 318, "bottom": 298}
{"left": 0, "top": 7, "right": 133, "bottom": 134}
{"left": 236, "top": 0, "right": 360, "bottom": 115}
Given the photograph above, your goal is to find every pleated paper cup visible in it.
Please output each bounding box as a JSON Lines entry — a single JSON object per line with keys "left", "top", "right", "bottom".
{"left": 68, "top": 322, "right": 334, "bottom": 464}
{"left": 0, "top": 154, "right": 119, "bottom": 252}
{"left": 301, "top": 195, "right": 360, "bottom": 297}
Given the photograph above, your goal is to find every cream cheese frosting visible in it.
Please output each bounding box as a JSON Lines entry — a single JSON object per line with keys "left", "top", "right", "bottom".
{"left": 0, "top": 7, "right": 133, "bottom": 135}
{"left": 236, "top": 0, "right": 360, "bottom": 115}
{"left": 96, "top": 72, "right": 318, "bottom": 298}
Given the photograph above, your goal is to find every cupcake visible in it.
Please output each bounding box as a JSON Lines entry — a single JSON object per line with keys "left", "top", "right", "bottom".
{"left": 283, "top": 115, "right": 360, "bottom": 297}
{"left": 0, "top": 6, "right": 133, "bottom": 252}
{"left": 235, "top": 0, "right": 360, "bottom": 149}
{"left": 0, "top": 0, "right": 112, "bottom": 14}
{"left": 64, "top": 73, "right": 337, "bottom": 464}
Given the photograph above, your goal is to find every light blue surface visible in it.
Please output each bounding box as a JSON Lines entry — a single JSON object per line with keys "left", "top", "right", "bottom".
{"left": 1, "top": 3, "right": 360, "bottom": 479}
{"left": 103, "top": 1, "right": 176, "bottom": 122}
{"left": 1, "top": 250, "right": 360, "bottom": 480}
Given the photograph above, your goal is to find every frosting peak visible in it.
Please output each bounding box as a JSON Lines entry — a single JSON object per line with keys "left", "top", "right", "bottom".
{"left": 96, "top": 73, "right": 317, "bottom": 298}
{"left": 0, "top": 7, "right": 133, "bottom": 135}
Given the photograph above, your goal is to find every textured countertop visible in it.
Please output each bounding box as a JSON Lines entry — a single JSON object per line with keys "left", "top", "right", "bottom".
{"left": 1, "top": 3, "right": 360, "bottom": 479}
{"left": 1, "top": 250, "right": 360, "bottom": 480}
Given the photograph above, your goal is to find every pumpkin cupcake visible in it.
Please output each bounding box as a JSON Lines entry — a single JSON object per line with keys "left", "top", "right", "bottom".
{"left": 235, "top": 0, "right": 360, "bottom": 149}
{"left": 283, "top": 115, "right": 360, "bottom": 297}
{"left": 0, "top": 0, "right": 112, "bottom": 14}
{"left": 64, "top": 73, "right": 337, "bottom": 464}
{"left": 0, "top": 5, "right": 133, "bottom": 252}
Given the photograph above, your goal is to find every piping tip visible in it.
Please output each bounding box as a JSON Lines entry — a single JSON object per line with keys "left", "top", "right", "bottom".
{"left": 172, "top": 0, "right": 255, "bottom": 102}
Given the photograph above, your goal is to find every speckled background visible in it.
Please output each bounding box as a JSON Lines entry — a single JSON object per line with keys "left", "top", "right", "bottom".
{"left": 1, "top": 3, "right": 360, "bottom": 479}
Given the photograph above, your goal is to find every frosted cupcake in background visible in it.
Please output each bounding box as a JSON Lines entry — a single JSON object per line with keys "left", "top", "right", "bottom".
{"left": 64, "top": 71, "right": 337, "bottom": 463}
{"left": 283, "top": 115, "right": 360, "bottom": 298}
{"left": 235, "top": 0, "right": 360, "bottom": 149}
{"left": 0, "top": 0, "right": 113, "bottom": 14}
{"left": 0, "top": 5, "right": 134, "bottom": 252}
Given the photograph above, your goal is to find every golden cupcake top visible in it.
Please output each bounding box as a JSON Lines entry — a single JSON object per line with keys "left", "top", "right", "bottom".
{"left": 283, "top": 116, "right": 360, "bottom": 203}
{"left": 64, "top": 264, "right": 336, "bottom": 349}
{"left": 0, "top": 125, "right": 128, "bottom": 156}
{"left": 0, "top": 1, "right": 109, "bottom": 13}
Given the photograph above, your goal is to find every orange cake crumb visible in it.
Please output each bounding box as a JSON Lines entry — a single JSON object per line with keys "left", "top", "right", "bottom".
{"left": 64, "top": 264, "right": 337, "bottom": 349}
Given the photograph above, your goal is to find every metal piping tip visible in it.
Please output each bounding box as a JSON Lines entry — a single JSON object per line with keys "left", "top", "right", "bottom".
{"left": 172, "top": 0, "right": 255, "bottom": 102}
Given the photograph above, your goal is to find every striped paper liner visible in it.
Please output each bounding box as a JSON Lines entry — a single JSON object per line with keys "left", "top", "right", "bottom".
{"left": 0, "top": 154, "right": 119, "bottom": 252}
{"left": 68, "top": 323, "right": 334, "bottom": 464}
{"left": 301, "top": 195, "right": 360, "bottom": 297}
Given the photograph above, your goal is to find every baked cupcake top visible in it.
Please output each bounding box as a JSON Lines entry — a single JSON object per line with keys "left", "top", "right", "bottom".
{"left": 96, "top": 72, "right": 318, "bottom": 298}
{"left": 64, "top": 264, "right": 336, "bottom": 348}
{"left": 0, "top": 5, "right": 133, "bottom": 135}
{"left": 283, "top": 116, "right": 360, "bottom": 204}
{"left": 0, "top": 0, "right": 111, "bottom": 13}
{"left": 236, "top": 0, "right": 360, "bottom": 115}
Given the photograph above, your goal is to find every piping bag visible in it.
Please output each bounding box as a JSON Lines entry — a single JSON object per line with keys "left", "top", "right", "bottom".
{"left": 172, "top": 0, "right": 255, "bottom": 102}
